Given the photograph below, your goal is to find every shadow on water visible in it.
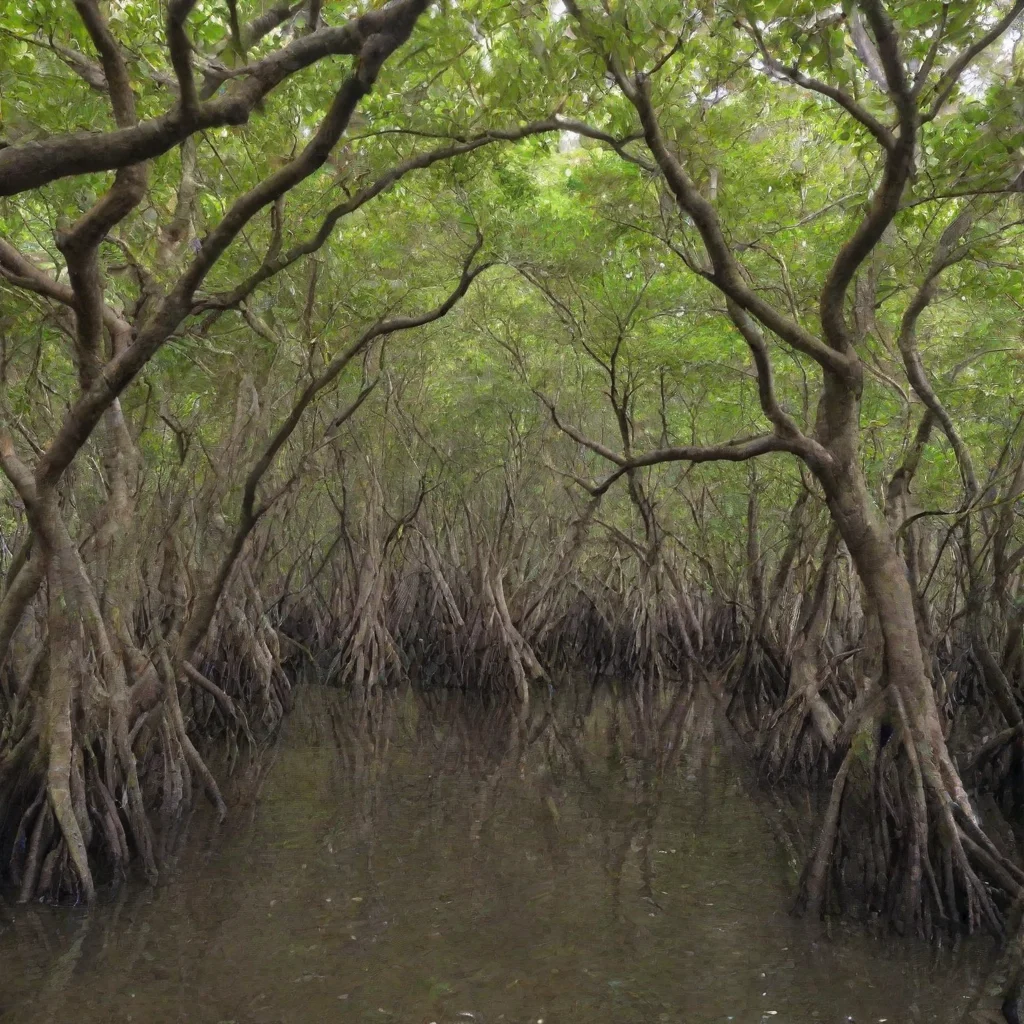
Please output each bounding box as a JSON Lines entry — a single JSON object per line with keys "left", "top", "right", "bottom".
{"left": 0, "top": 680, "right": 993, "bottom": 1023}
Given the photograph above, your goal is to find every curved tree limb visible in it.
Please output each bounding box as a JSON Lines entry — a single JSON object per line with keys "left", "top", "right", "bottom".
{"left": 819, "top": 0, "right": 916, "bottom": 355}
{"left": 32, "top": 0, "right": 432, "bottom": 491}
{"left": 0, "top": 0, "right": 428, "bottom": 197}
{"left": 746, "top": 21, "right": 895, "bottom": 153}
{"left": 201, "top": 116, "right": 574, "bottom": 311}
{"left": 563, "top": 0, "right": 852, "bottom": 379}
{"left": 589, "top": 435, "right": 800, "bottom": 497}
{"left": 924, "top": 0, "right": 1024, "bottom": 122}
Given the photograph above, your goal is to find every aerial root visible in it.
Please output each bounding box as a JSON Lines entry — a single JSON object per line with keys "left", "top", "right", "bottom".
{"left": 759, "top": 679, "right": 839, "bottom": 782}
{"left": 1, "top": 669, "right": 238, "bottom": 902}
{"left": 795, "top": 722, "right": 1022, "bottom": 937}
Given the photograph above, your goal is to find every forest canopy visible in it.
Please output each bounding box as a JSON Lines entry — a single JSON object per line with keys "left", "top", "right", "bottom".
{"left": 1, "top": 0, "right": 1024, "bottom": 947}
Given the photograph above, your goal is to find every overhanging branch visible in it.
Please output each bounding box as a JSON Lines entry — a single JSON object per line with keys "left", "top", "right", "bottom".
{"left": 0, "top": 0, "right": 430, "bottom": 197}
{"left": 590, "top": 435, "right": 797, "bottom": 497}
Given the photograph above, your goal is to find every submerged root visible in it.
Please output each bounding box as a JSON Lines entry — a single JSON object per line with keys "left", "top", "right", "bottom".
{"left": 386, "top": 537, "right": 549, "bottom": 715}
{"left": 1, "top": 582, "right": 279, "bottom": 902}
{"left": 964, "top": 723, "right": 1024, "bottom": 818}
{"left": 2, "top": 688, "right": 243, "bottom": 903}
{"left": 759, "top": 687, "right": 838, "bottom": 784}
{"left": 758, "top": 651, "right": 843, "bottom": 784}
{"left": 328, "top": 553, "right": 405, "bottom": 699}
{"left": 795, "top": 698, "right": 1023, "bottom": 937}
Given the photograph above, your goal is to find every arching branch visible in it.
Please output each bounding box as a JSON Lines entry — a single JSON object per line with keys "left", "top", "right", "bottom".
{"left": 746, "top": 21, "right": 895, "bottom": 153}
{"left": 818, "top": 0, "right": 916, "bottom": 354}
{"left": 564, "top": 0, "right": 853, "bottom": 380}
{"left": 0, "top": 0, "right": 430, "bottom": 197}
{"left": 31, "top": 0, "right": 432, "bottom": 491}
{"left": 924, "top": 0, "right": 1024, "bottom": 121}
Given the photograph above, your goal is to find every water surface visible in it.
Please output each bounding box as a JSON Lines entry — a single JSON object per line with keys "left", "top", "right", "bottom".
{"left": 0, "top": 684, "right": 989, "bottom": 1023}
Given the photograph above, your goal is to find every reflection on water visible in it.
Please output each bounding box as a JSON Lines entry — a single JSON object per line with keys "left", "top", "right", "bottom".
{"left": 0, "top": 682, "right": 990, "bottom": 1023}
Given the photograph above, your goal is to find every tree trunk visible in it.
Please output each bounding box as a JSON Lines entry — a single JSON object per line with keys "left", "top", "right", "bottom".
{"left": 798, "top": 454, "right": 1017, "bottom": 933}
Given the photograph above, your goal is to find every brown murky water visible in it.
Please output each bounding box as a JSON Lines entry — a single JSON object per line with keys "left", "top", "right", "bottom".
{"left": 0, "top": 684, "right": 990, "bottom": 1023}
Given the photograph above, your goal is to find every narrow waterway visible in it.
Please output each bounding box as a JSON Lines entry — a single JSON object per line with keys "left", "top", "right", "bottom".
{"left": 0, "top": 684, "right": 990, "bottom": 1023}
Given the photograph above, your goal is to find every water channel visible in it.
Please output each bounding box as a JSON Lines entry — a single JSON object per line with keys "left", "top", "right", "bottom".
{"left": 0, "top": 684, "right": 990, "bottom": 1023}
